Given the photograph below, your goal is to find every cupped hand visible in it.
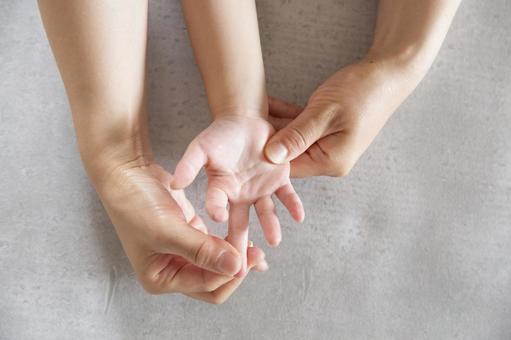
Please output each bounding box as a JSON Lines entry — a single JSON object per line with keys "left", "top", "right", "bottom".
{"left": 171, "top": 116, "right": 304, "bottom": 276}
{"left": 96, "top": 161, "right": 268, "bottom": 304}
{"left": 265, "top": 58, "right": 420, "bottom": 178}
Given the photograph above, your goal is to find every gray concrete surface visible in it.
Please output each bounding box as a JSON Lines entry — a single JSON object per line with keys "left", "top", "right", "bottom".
{"left": 1, "top": 0, "right": 511, "bottom": 339}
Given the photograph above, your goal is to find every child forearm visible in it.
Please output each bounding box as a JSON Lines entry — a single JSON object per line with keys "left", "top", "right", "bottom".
{"left": 181, "top": 0, "right": 268, "bottom": 119}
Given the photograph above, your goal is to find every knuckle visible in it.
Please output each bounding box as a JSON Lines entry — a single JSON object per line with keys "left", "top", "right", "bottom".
{"left": 256, "top": 201, "right": 275, "bottom": 216}
{"left": 194, "top": 237, "right": 214, "bottom": 268}
{"left": 203, "top": 281, "right": 220, "bottom": 293}
{"left": 283, "top": 126, "right": 309, "bottom": 152}
{"left": 208, "top": 292, "right": 228, "bottom": 305}
{"left": 321, "top": 102, "right": 343, "bottom": 121}
{"left": 139, "top": 276, "right": 163, "bottom": 295}
{"left": 258, "top": 207, "right": 276, "bottom": 216}
{"left": 322, "top": 104, "right": 345, "bottom": 131}
{"left": 200, "top": 270, "right": 220, "bottom": 293}
{"left": 328, "top": 161, "right": 353, "bottom": 177}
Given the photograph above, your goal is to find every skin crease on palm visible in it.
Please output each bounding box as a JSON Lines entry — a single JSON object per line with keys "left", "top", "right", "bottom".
{"left": 171, "top": 116, "right": 305, "bottom": 277}
{"left": 99, "top": 163, "right": 269, "bottom": 302}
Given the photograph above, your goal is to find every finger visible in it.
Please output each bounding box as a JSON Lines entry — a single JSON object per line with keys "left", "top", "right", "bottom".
{"left": 146, "top": 257, "right": 234, "bottom": 294}
{"left": 168, "top": 184, "right": 197, "bottom": 223}
{"left": 289, "top": 135, "right": 357, "bottom": 178}
{"left": 189, "top": 215, "right": 208, "bottom": 234}
{"left": 276, "top": 183, "right": 305, "bottom": 223}
{"left": 253, "top": 260, "right": 269, "bottom": 272}
{"left": 265, "top": 104, "right": 333, "bottom": 164}
{"left": 143, "top": 244, "right": 265, "bottom": 296}
{"left": 172, "top": 264, "right": 234, "bottom": 294}
{"left": 184, "top": 246, "right": 266, "bottom": 304}
{"left": 288, "top": 152, "right": 321, "bottom": 178}
{"left": 171, "top": 141, "right": 207, "bottom": 190}
{"left": 206, "top": 186, "right": 229, "bottom": 222}
{"left": 226, "top": 203, "right": 250, "bottom": 278}
{"left": 269, "top": 96, "right": 303, "bottom": 118}
{"left": 247, "top": 241, "right": 268, "bottom": 271}
{"left": 156, "top": 216, "right": 241, "bottom": 276}
{"left": 255, "top": 196, "right": 281, "bottom": 247}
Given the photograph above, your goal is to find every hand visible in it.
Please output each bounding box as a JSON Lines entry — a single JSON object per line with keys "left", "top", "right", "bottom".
{"left": 171, "top": 116, "right": 304, "bottom": 276}
{"left": 96, "top": 161, "right": 268, "bottom": 304}
{"left": 265, "top": 58, "right": 420, "bottom": 178}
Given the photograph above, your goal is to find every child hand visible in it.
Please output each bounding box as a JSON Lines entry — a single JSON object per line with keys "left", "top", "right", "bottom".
{"left": 171, "top": 116, "right": 305, "bottom": 276}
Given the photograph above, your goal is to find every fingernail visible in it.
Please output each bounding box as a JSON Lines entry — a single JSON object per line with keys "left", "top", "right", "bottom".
{"left": 259, "top": 261, "right": 269, "bottom": 272}
{"left": 216, "top": 252, "right": 241, "bottom": 276}
{"left": 266, "top": 143, "right": 288, "bottom": 163}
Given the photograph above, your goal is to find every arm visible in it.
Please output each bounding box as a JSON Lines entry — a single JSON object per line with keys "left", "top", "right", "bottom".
{"left": 265, "top": 0, "right": 462, "bottom": 177}
{"left": 181, "top": 0, "right": 268, "bottom": 118}
{"left": 369, "top": 0, "right": 462, "bottom": 79}
{"left": 38, "top": 0, "right": 267, "bottom": 303}
{"left": 175, "top": 1, "right": 303, "bottom": 277}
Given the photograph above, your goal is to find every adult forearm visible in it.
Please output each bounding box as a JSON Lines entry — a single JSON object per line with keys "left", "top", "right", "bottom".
{"left": 181, "top": 0, "right": 268, "bottom": 119}
{"left": 368, "top": 0, "right": 461, "bottom": 79}
{"left": 38, "top": 0, "right": 151, "bottom": 183}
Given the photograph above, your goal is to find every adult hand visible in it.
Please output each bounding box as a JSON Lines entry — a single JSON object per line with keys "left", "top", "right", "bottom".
{"left": 38, "top": 0, "right": 269, "bottom": 304}
{"left": 265, "top": 58, "right": 420, "bottom": 178}
{"left": 95, "top": 161, "right": 268, "bottom": 304}
{"left": 264, "top": 0, "right": 461, "bottom": 178}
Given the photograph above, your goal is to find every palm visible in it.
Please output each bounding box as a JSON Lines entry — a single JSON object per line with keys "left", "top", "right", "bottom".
{"left": 100, "top": 163, "right": 264, "bottom": 298}
{"left": 200, "top": 117, "right": 290, "bottom": 203}
{"left": 172, "top": 116, "right": 304, "bottom": 276}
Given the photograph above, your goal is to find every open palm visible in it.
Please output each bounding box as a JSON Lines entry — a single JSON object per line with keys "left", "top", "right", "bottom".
{"left": 171, "top": 116, "right": 304, "bottom": 275}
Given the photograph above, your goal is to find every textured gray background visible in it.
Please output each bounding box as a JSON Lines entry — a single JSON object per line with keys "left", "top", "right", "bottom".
{"left": 1, "top": 0, "right": 511, "bottom": 339}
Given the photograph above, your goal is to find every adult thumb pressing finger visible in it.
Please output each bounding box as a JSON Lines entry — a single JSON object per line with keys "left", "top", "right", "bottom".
{"left": 158, "top": 218, "right": 242, "bottom": 277}
{"left": 265, "top": 105, "right": 331, "bottom": 164}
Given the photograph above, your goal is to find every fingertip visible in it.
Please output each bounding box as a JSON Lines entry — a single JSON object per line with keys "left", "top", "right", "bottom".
{"left": 265, "top": 142, "right": 289, "bottom": 164}
{"left": 254, "top": 261, "right": 269, "bottom": 272}
{"left": 210, "top": 209, "right": 228, "bottom": 223}
{"left": 215, "top": 250, "right": 242, "bottom": 276}
{"left": 265, "top": 230, "right": 282, "bottom": 248}
{"left": 268, "top": 238, "right": 281, "bottom": 248}
{"left": 247, "top": 245, "right": 266, "bottom": 265}
{"left": 295, "top": 197, "right": 305, "bottom": 222}
{"left": 169, "top": 172, "right": 191, "bottom": 190}
{"left": 294, "top": 207, "right": 305, "bottom": 223}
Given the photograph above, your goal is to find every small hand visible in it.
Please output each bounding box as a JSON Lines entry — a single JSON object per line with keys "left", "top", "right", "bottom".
{"left": 265, "top": 59, "right": 419, "bottom": 177}
{"left": 98, "top": 162, "right": 267, "bottom": 304}
{"left": 171, "top": 116, "right": 304, "bottom": 276}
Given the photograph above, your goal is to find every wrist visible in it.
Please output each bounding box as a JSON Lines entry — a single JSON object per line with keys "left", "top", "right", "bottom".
{"left": 364, "top": 44, "right": 429, "bottom": 89}
{"left": 73, "top": 113, "right": 153, "bottom": 189}
{"left": 210, "top": 103, "right": 269, "bottom": 121}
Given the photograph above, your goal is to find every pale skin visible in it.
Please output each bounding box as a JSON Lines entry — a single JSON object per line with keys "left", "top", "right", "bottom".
{"left": 37, "top": 0, "right": 268, "bottom": 304}
{"left": 38, "top": 0, "right": 461, "bottom": 303}
{"left": 178, "top": 0, "right": 304, "bottom": 277}
{"left": 265, "top": 0, "right": 463, "bottom": 178}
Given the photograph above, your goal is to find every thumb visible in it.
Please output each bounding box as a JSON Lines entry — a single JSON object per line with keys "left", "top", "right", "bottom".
{"left": 159, "top": 218, "right": 242, "bottom": 276}
{"left": 265, "top": 105, "right": 330, "bottom": 164}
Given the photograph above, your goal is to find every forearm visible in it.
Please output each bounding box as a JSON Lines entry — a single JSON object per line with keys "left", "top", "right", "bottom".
{"left": 38, "top": 0, "right": 151, "bottom": 183}
{"left": 368, "top": 0, "right": 461, "bottom": 79}
{"left": 181, "top": 0, "right": 268, "bottom": 119}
